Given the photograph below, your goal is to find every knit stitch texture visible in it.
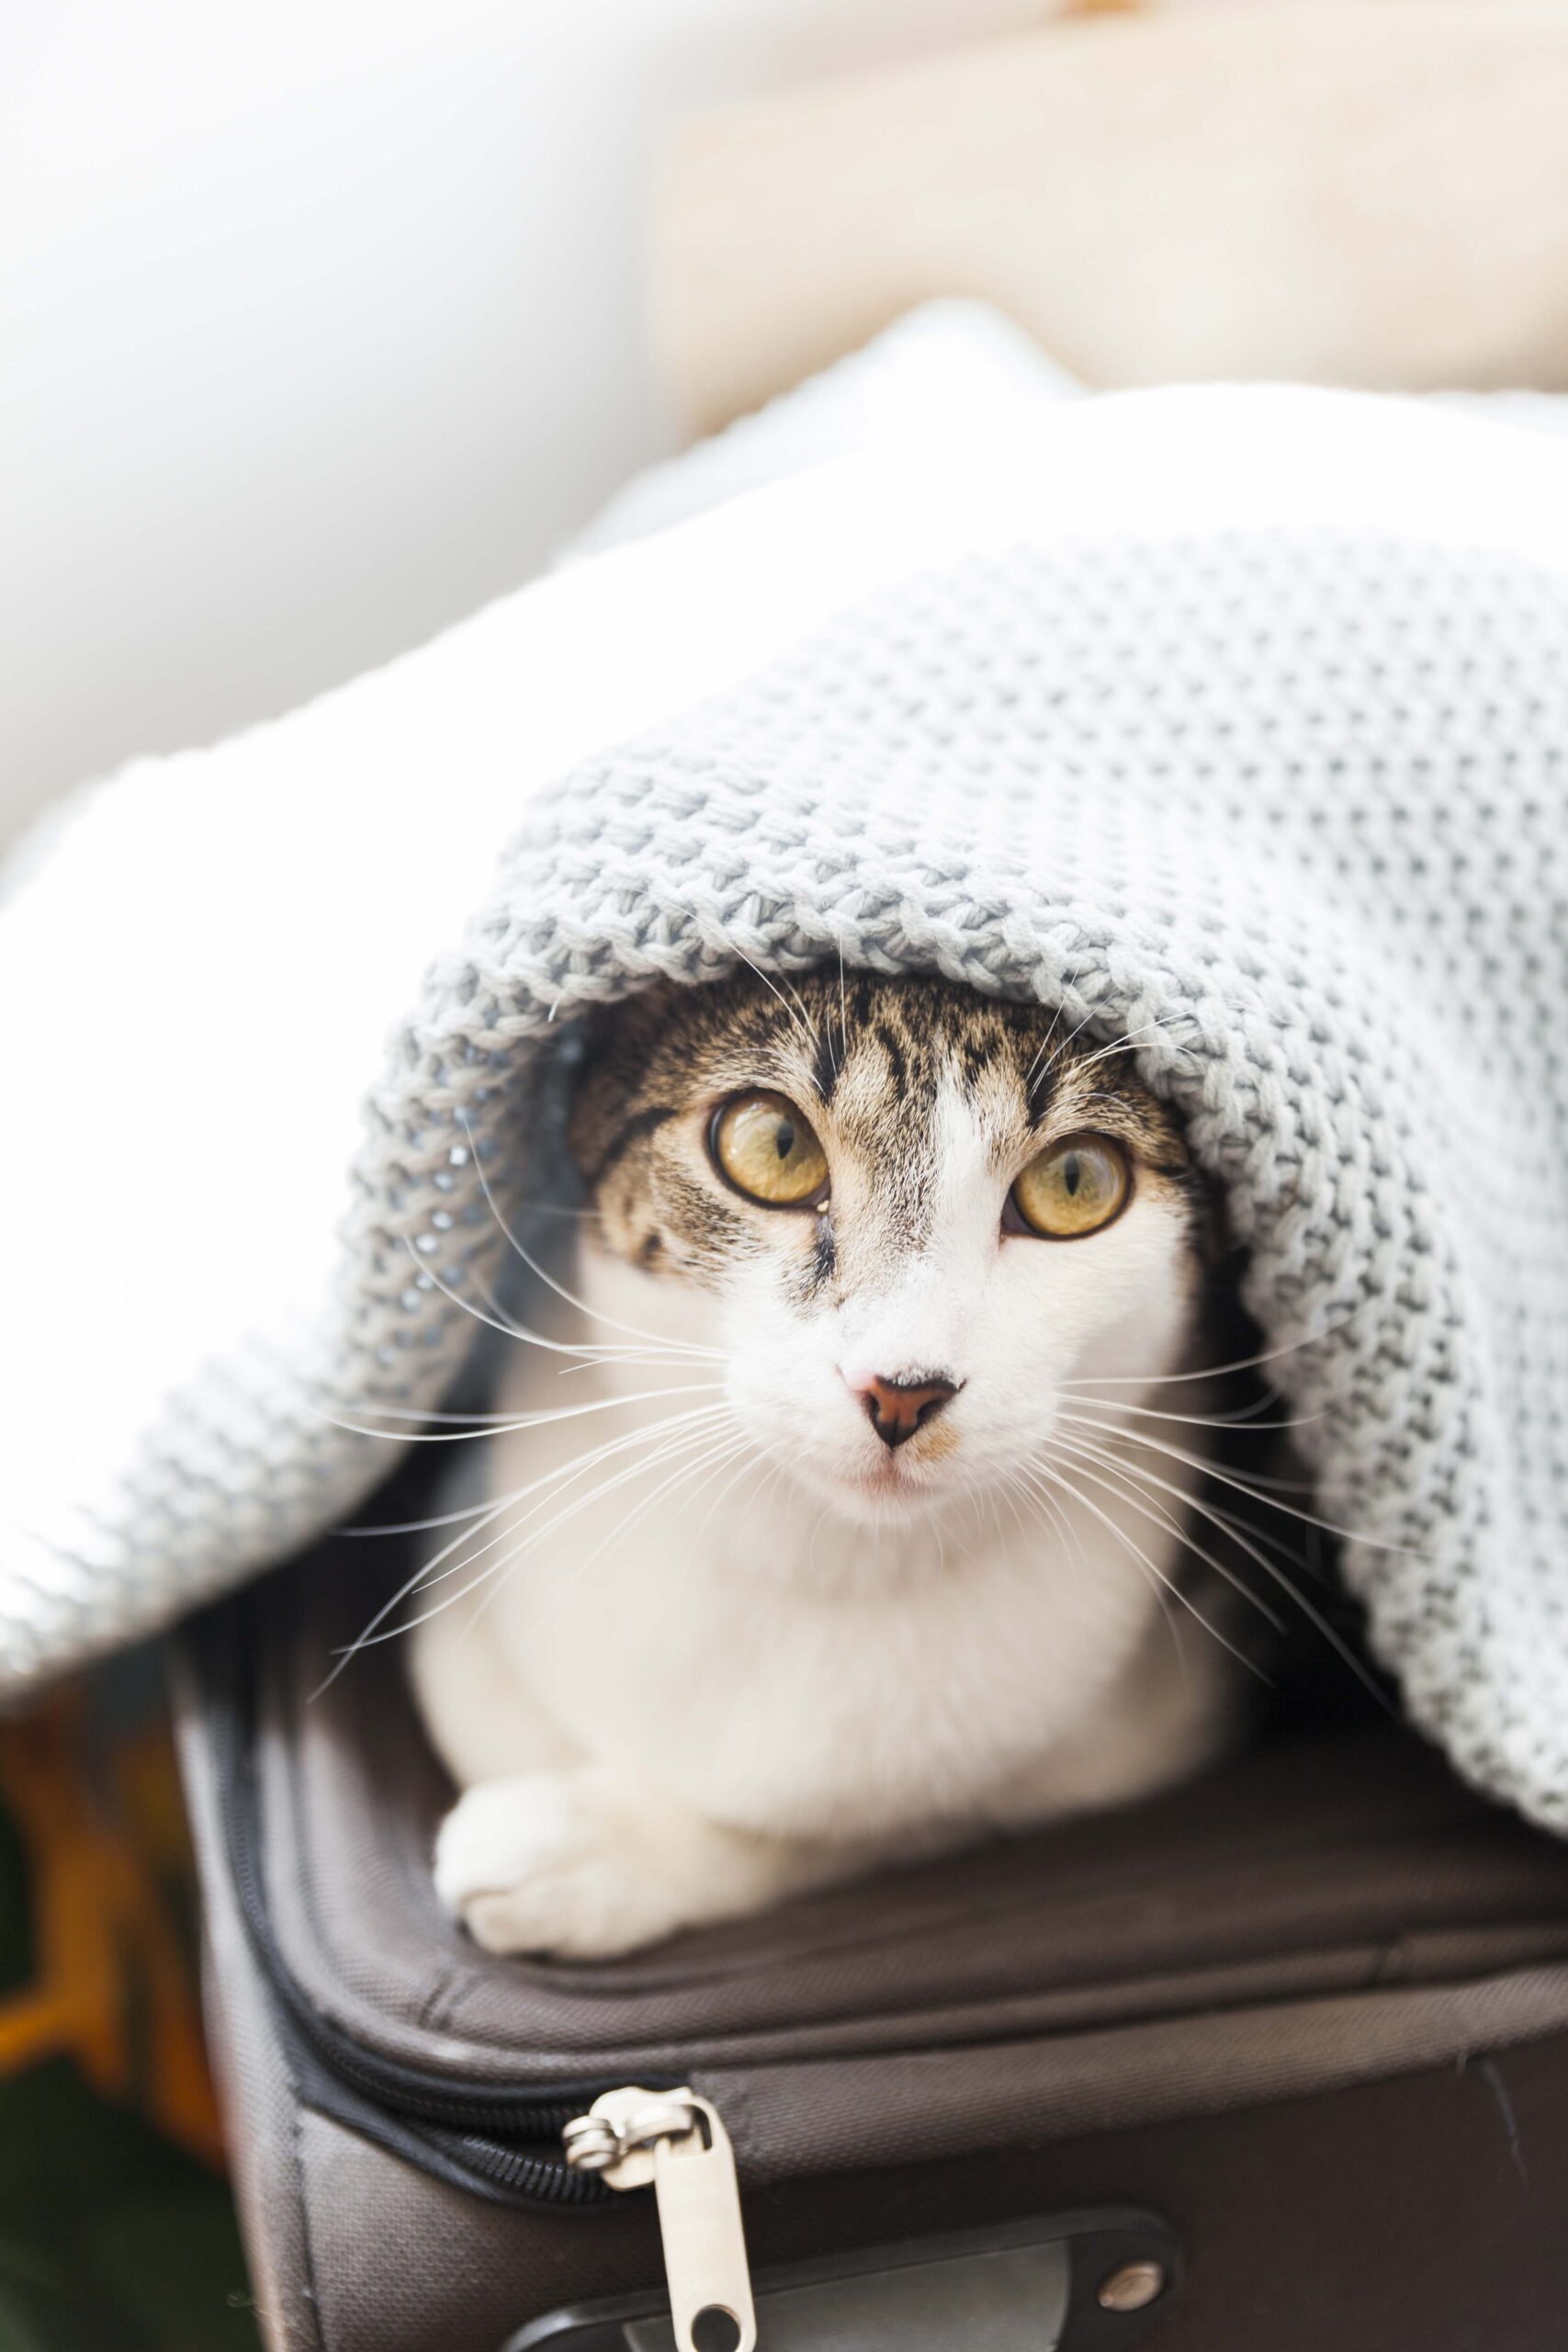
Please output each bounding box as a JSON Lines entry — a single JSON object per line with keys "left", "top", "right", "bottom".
{"left": 5, "top": 391, "right": 1567, "bottom": 1839}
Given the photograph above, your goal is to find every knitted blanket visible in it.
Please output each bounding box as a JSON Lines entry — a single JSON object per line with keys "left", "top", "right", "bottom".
{"left": 5, "top": 378, "right": 1568, "bottom": 1841}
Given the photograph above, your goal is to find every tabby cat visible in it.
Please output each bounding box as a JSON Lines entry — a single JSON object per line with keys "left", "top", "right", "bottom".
{"left": 412, "top": 970, "right": 1252, "bottom": 1957}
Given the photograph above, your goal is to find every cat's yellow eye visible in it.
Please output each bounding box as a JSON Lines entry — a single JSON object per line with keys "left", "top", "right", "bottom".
{"left": 710, "top": 1091, "right": 829, "bottom": 1207}
{"left": 1010, "top": 1135, "right": 1129, "bottom": 1239}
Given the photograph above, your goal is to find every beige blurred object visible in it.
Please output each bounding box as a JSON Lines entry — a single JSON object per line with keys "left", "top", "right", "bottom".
{"left": 657, "top": 1, "right": 1568, "bottom": 432}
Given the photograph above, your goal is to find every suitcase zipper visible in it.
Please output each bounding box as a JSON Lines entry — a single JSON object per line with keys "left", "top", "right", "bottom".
{"left": 206, "top": 1620, "right": 746, "bottom": 2230}
{"left": 563, "top": 2086, "right": 757, "bottom": 2352}
{"left": 207, "top": 1651, "right": 658, "bottom": 2206}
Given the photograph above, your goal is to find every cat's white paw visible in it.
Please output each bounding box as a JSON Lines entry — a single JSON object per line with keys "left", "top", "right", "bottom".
{"left": 433, "top": 1770, "right": 694, "bottom": 1959}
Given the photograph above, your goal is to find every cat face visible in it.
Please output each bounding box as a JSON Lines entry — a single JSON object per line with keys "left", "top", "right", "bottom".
{"left": 568, "top": 972, "right": 1211, "bottom": 1530}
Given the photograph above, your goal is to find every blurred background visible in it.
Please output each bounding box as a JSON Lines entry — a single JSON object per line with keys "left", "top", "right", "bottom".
{"left": 2, "top": 0, "right": 1064, "bottom": 839}
{"left": 10, "top": 0, "right": 1568, "bottom": 850}
{"left": 6, "top": 0, "right": 1568, "bottom": 2343}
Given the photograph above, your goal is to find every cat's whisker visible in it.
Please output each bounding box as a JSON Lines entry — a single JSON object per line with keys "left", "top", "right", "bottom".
{"left": 1021, "top": 1030, "right": 1054, "bottom": 1094}
{"left": 977, "top": 1475, "right": 1018, "bottom": 1557}
{"left": 464, "top": 1261, "right": 656, "bottom": 1363}
{"left": 1050, "top": 997, "right": 1142, "bottom": 1067}
{"left": 1022, "top": 980, "right": 1113, "bottom": 1097}
{"left": 992, "top": 1469, "right": 1029, "bottom": 1545}
{"left": 663, "top": 1435, "right": 771, "bottom": 1562}
{"left": 1055, "top": 1407, "right": 1415, "bottom": 1551}
{"left": 1067, "top": 1017, "right": 1177, "bottom": 1076}
{"left": 481, "top": 1421, "right": 753, "bottom": 1646}
{"left": 728, "top": 946, "right": 823, "bottom": 1061}
{"left": 437, "top": 1405, "right": 736, "bottom": 1585}
{"left": 1023, "top": 1456, "right": 1267, "bottom": 1679}
{"left": 459, "top": 1110, "right": 726, "bottom": 1360}
{"left": 748, "top": 1449, "right": 794, "bottom": 1544}
{"left": 322, "top": 1487, "right": 530, "bottom": 1686}
{"left": 835, "top": 941, "right": 851, "bottom": 1078}
{"left": 1019, "top": 1459, "right": 1193, "bottom": 1671}
{"left": 1053, "top": 1391, "right": 1324, "bottom": 1436}
{"left": 318, "top": 1380, "right": 725, "bottom": 1446}
{"left": 418, "top": 1401, "right": 732, "bottom": 1584}
{"left": 1053, "top": 1418, "right": 1316, "bottom": 1586}
{"left": 999, "top": 1464, "right": 1074, "bottom": 1566}
{"left": 685, "top": 1431, "right": 772, "bottom": 1552}
{"left": 1045, "top": 1427, "right": 1393, "bottom": 1709}
{"left": 496, "top": 1200, "right": 601, "bottom": 1220}
{"left": 400, "top": 1228, "right": 687, "bottom": 1374}
{"left": 330, "top": 1389, "right": 694, "bottom": 1427}
{"left": 328, "top": 1404, "right": 538, "bottom": 1427}
{"left": 396, "top": 1224, "right": 649, "bottom": 1363}
{"left": 612, "top": 1423, "right": 755, "bottom": 1544}
{"left": 462, "top": 1256, "right": 713, "bottom": 1372}
{"left": 1107, "top": 1450, "right": 1325, "bottom": 1577}
{"left": 339, "top": 1489, "right": 541, "bottom": 1535}
{"left": 438, "top": 1447, "right": 728, "bottom": 1652}
{"left": 316, "top": 1405, "right": 735, "bottom": 1684}
{"left": 363, "top": 1412, "right": 741, "bottom": 1649}
{"left": 1022, "top": 965, "right": 1087, "bottom": 1082}
{"left": 1019, "top": 1007, "right": 1171, "bottom": 1139}
{"left": 1058, "top": 1298, "right": 1387, "bottom": 1395}
{"left": 1043, "top": 1430, "right": 1287, "bottom": 1634}
{"left": 396, "top": 1234, "right": 567, "bottom": 1352}
{"left": 996, "top": 1455, "right": 1066, "bottom": 1545}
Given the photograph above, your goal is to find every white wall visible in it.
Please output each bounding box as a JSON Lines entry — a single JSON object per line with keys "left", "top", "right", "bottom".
{"left": 0, "top": 0, "right": 1057, "bottom": 841}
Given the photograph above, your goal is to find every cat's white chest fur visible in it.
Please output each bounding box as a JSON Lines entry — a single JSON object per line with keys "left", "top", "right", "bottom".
{"left": 422, "top": 1386, "right": 1177, "bottom": 1834}
{"left": 412, "top": 1254, "right": 1232, "bottom": 1957}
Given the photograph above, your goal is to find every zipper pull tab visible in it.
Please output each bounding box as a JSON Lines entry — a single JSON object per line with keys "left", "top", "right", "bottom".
{"left": 563, "top": 2086, "right": 756, "bottom": 2352}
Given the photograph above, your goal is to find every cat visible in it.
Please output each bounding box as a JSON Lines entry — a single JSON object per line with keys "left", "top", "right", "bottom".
{"left": 411, "top": 968, "right": 1254, "bottom": 1959}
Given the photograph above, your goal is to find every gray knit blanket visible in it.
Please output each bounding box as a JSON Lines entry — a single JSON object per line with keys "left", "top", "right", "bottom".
{"left": 4, "top": 378, "right": 1567, "bottom": 1839}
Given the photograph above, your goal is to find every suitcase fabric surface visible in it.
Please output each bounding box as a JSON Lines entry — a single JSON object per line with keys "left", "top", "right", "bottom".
{"left": 175, "top": 1536, "right": 1568, "bottom": 2352}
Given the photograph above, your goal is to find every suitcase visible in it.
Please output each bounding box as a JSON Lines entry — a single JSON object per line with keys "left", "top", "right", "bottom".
{"left": 175, "top": 1509, "right": 1568, "bottom": 2352}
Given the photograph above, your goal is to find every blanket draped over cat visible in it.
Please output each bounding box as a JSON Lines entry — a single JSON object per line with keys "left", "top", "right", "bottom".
{"left": 3, "top": 383, "right": 1566, "bottom": 1839}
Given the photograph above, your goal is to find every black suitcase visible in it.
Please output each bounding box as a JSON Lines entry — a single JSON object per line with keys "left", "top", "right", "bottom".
{"left": 175, "top": 1530, "right": 1568, "bottom": 2352}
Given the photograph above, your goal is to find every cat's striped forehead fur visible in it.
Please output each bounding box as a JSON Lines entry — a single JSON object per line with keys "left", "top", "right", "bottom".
{"left": 569, "top": 969, "right": 1207, "bottom": 1289}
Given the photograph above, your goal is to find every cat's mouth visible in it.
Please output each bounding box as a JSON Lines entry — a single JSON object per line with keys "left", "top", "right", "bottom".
{"left": 817, "top": 1441, "right": 957, "bottom": 1519}
{"left": 853, "top": 1455, "right": 915, "bottom": 1496}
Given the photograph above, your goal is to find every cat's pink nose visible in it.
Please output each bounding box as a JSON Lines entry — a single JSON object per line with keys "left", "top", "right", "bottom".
{"left": 854, "top": 1373, "right": 960, "bottom": 1451}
